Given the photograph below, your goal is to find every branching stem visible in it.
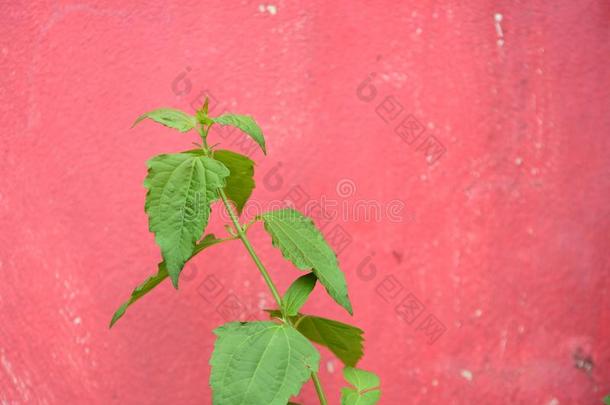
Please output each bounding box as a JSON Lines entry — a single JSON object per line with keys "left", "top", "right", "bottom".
{"left": 218, "top": 188, "right": 329, "bottom": 404}
{"left": 218, "top": 188, "right": 283, "bottom": 312}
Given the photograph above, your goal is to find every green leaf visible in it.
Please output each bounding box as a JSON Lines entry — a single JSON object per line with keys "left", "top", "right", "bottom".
{"left": 213, "top": 149, "right": 255, "bottom": 215}
{"left": 341, "top": 367, "right": 381, "bottom": 405}
{"left": 212, "top": 113, "right": 266, "bottom": 154}
{"left": 294, "top": 314, "right": 364, "bottom": 367}
{"left": 133, "top": 108, "right": 196, "bottom": 132}
{"left": 144, "top": 152, "right": 229, "bottom": 287}
{"left": 283, "top": 273, "right": 317, "bottom": 316}
{"left": 266, "top": 311, "right": 363, "bottom": 367}
{"left": 109, "top": 234, "right": 224, "bottom": 328}
{"left": 262, "top": 208, "right": 353, "bottom": 314}
{"left": 604, "top": 395, "right": 610, "bottom": 405}
{"left": 210, "top": 321, "right": 319, "bottom": 405}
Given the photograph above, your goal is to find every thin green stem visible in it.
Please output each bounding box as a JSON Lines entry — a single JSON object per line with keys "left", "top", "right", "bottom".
{"left": 311, "top": 371, "right": 328, "bottom": 405}
{"left": 218, "top": 188, "right": 283, "bottom": 311}
{"left": 218, "top": 189, "right": 327, "bottom": 404}
{"left": 197, "top": 125, "right": 209, "bottom": 150}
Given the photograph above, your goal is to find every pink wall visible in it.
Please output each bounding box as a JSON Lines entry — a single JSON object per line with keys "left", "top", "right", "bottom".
{"left": 2, "top": 1, "right": 610, "bottom": 403}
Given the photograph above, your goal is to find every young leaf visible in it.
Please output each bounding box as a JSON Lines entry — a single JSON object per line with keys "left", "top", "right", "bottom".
{"left": 144, "top": 152, "right": 229, "bottom": 287}
{"left": 262, "top": 208, "right": 353, "bottom": 314}
{"left": 133, "top": 108, "right": 196, "bottom": 132}
{"left": 213, "top": 149, "right": 255, "bottom": 215}
{"left": 109, "top": 234, "right": 224, "bottom": 328}
{"left": 212, "top": 113, "right": 266, "bottom": 154}
{"left": 341, "top": 367, "right": 381, "bottom": 405}
{"left": 266, "top": 311, "right": 364, "bottom": 367}
{"left": 283, "top": 273, "right": 317, "bottom": 316}
{"left": 210, "top": 321, "right": 319, "bottom": 405}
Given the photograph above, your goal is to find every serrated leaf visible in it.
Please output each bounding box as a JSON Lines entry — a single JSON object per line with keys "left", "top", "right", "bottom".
{"left": 262, "top": 208, "right": 353, "bottom": 314}
{"left": 341, "top": 367, "right": 381, "bottom": 405}
{"left": 283, "top": 273, "right": 317, "bottom": 316}
{"left": 210, "top": 321, "right": 319, "bottom": 405}
{"left": 212, "top": 113, "right": 266, "bottom": 154}
{"left": 144, "top": 152, "right": 229, "bottom": 287}
{"left": 266, "top": 311, "right": 363, "bottom": 367}
{"left": 213, "top": 149, "right": 255, "bottom": 215}
{"left": 133, "top": 108, "right": 196, "bottom": 132}
{"left": 109, "top": 234, "right": 224, "bottom": 328}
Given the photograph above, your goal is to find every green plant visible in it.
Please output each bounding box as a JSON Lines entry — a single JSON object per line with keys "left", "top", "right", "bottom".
{"left": 110, "top": 99, "right": 381, "bottom": 405}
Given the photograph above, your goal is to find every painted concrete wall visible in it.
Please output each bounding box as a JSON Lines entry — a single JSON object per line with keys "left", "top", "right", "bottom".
{"left": 1, "top": 1, "right": 609, "bottom": 403}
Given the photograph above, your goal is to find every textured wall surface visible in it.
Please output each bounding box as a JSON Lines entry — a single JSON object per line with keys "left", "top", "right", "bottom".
{"left": 1, "top": 1, "right": 610, "bottom": 404}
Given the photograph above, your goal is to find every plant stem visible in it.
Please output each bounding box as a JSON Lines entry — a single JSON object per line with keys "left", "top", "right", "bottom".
{"left": 311, "top": 371, "right": 328, "bottom": 405}
{"left": 217, "top": 188, "right": 283, "bottom": 311}
{"left": 218, "top": 189, "right": 328, "bottom": 404}
{"left": 198, "top": 125, "right": 209, "bottom": 150}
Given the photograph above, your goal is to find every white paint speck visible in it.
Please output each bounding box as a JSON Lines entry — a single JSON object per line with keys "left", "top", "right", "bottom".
{"left": 431, "top": 379, "right": 439, "bottom": 386}
{"left": 500, "top": 331, "right": 508, "bottom": 354}
{"left": 494, "top": 13, "right": 504, "bottom": 47}
{"left": 515, "top": 157, "right": 523, "bottom": 166}
{"left": 415, "top": 27, "right": 422, "bottom": 35}
{"left": 548, "top": 399, "right": 560, "bottom": 405}
{"left": 460, "top": 369, "right": 473, "bottom": 381}
{"left": 73, "top": 317, "right": 81, "bottom": 325}
{"left": 326, "top": 360, "right": 335, "bottom": 373}
{"left": 1, "top": 351, "right": 32, "bottom": 400}
{"left": 474, "top": 309, "right": 482, "bottom": 317}
{"left": 257, "top": 292, "right": 267, "bottom": 309}
{"left": 259, "top": 4, "right": 277, "bottom": 15}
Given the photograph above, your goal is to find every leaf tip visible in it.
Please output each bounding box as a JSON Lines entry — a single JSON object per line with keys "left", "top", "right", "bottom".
{"left": 109, "top": 304, "right": 127, "bottom": 328}
{"left": 131, "top": 114, "right": 146, "bottom": 129}
{"left": 345, "top": 301, "right": 354, "bottom": 316}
